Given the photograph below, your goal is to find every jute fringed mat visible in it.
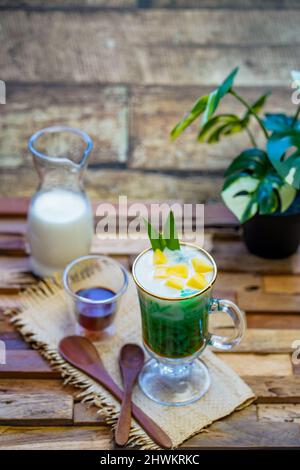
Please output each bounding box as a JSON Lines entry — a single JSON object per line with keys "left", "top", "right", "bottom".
{"left": 6, "top": 269, "right": 255, "bottom": 449}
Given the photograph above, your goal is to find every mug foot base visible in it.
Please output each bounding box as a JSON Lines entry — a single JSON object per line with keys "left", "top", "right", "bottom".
{"left": 138, "top": 358, "right": 210, "bottom": 406}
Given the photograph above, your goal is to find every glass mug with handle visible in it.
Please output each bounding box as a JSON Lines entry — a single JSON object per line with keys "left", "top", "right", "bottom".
{"left": 132, "top": 242, "right": 246, "bottom": 406}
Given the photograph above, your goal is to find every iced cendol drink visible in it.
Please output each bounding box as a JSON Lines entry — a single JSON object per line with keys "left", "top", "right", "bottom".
{"left": 133, "top": 244, "right": 215, "bottom": 359}
{"left": 133, "top": 212, "right": 245, "bottom": 406}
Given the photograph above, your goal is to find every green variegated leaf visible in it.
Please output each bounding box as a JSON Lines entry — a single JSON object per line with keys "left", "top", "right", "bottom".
{"left": 170, "top": 95, "right": 208, "bottom": 140}
{"left": 224, "top": 148, "right": 270, "bottom": 179}
{"left": 219, "top": 67, "right": 239, "bottom": 96}
{"left": 222, "top": 171, "right": 249, "bottom": 191}
{"left": 198, "top": 114, "right": 238, "bottom": 142}
{"left": 202, "top": 67, "right": 239, "bottom": 125}
{"left": 197, "top": 90, "right": 269, "bottom": 145}
{"left": 171, "top": 67, "right": 238, "bottom": 140}
{"left": 241, "top": 197, "right": 259, "bottom": 223}
{"left": 198, "top": 114, "right": 246, "bottom": 143}
{"left": 221, "top": 176, "right": 259, "bottom": 222}
{"left": 267, "top": 131, "right": 300, "bottom": 189}
{"left": 257, "top": 180, "right": 278, "bottom": 215}
{"left": 222, "top": 161, "right": 296, "bottom": 222}
{"left": 247, "top": 92, "right": 271, "bottom": 115}
{"left": 264, "top": 114, "right": 295, "bottom": 132}
{"left": 277, "top": 183, "right": 297, "bottom": 212}
{"left": 208, "top": 123, "right": 236, "bottom": 143}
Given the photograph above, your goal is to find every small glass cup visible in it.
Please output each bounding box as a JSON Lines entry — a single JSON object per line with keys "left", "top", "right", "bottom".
{"left": 132, "top": 242, "right": 246, "bottom": 406}
{"left": 63, "top": 255, "right": 128, "bottom": 340}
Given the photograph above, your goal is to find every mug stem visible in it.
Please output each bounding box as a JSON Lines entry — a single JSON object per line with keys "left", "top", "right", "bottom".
{"left": 208, "top": 298, "right": 246, "bottom": 350}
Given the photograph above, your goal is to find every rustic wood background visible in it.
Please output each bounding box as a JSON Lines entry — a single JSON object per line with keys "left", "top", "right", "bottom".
{"left": 0, "top": 0, "right": 299, "bottom": 202}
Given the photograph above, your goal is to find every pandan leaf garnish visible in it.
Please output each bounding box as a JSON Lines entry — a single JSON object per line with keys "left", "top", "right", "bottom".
{"left": 163, "top": 211, "right": 180, "bottom": 250}
{"left": 144, "top": 210, "right": 180, "bottom": 251}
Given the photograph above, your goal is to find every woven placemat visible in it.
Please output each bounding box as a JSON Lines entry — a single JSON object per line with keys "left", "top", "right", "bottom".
{"left": 6, "top": 269, "right": 255, "bottom": 449}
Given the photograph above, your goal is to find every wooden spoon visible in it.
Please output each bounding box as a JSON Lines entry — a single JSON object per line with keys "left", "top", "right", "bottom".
{"left": 59, "top": 336, "right": 172, "bottom": 449}
{"left": 115, "top": 344, "right": 144, "bottom": 446}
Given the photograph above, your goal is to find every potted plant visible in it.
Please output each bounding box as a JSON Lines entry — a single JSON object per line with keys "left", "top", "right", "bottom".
{"left": 171, "top": 68, "right": 300, "bottom": 259}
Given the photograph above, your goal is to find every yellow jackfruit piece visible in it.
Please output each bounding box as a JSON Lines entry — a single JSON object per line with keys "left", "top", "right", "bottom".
{"left": 192, "top": 257, "right": 213, "bottom": 273}
{"left": 165, "top": 277, "right": 184, "bottom": 290}
{"left": 186, "top": 273, "right": 208, "bottom": 290}
{"left": 153, "top": 249, "right": 168, "bottom": 265}
{"left": 167, "top": 264, "right": 189, "bottom": 278}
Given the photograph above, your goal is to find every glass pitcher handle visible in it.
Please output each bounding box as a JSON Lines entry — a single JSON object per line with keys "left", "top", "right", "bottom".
{"left": 208, "top": 298, "right": 246, "bottom": 351}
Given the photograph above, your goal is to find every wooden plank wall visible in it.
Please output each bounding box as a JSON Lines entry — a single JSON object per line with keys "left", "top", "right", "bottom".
{"left": 0, "top": 0, "right": 299, "bottom": 202}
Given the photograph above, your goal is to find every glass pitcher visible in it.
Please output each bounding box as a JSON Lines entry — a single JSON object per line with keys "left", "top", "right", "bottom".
{"left": 27, "top": 126, "right": 94, "bottom": 277}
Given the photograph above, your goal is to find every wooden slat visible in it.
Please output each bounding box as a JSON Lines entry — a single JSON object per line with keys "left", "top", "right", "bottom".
{"left": 0, "top": 0, "right": 136, "bottom": 7}
{"left": 2, "top": 0, "right": 300, "bottom": 9}
{"left": 0, "top": 393, "right": 73, "bottom": 425}
{"left": 238, "top": 290, "right": 300, "bottom": 313}
{"left": 0, "top": 199, "right": 29, "bottom": 217}
{"left": 204, "top": 205, "right": 237, "bottom": 227}
{"left": 1, "top": 408, "right": 300, "bottom": 449}
{"left": 213, "top": 240, "right": 300, "bottom": 274}
{"left": 0, "top": 199, "right": 236, "bottom": 229}
{"left": 0, "top": 256, "right": 30, "bottom": 272}
{"left": 0, "top": 355, "right": 298, "bottom": 441}
{"left": 1, "top": 11, "right": 298, "bottom": 86}
{"left": 244, "top": 376, "right": 300, "bottom": 403}
{"left": 185, "top": 406, "right": 300, "bottom": 448}
{"left": 263, "top": 275, "right": 300, "bottom": 294}
{"left": 213, "top": 329, "right": 300, "bottom": 354}
{"left": 0, "top": 311, "right": 16, "bottom": 332}
{"left": 0, "top": 257, "right": 34, "bottom": 292}
{"left": 215, "top": 272, "right": 262, "bottom": 293}
{"left": 5, "top": 10, "right": 298, "bottom": 48}
{"left": 257, "top": 404, "right": 300, "bottom": 423}
{"left": 0, "top": 332, "right": 29, "bottom": 350}
{"left": 149, "top": 1, "right": 300, "bottom": 8}
{"left": 92, "top": 232, "right": 212, "bottom": 256}
{"left": 0, "top": 426, "right": 112, "bottom": 450}
{"left": 0, "top": 253, "right": 128, "bottom": 288}
{"left": 247, "top": 313, "right": 300, "bottom": 330}
{"left": 74, "top": 400, "right": 300, "bottom": 427}
{"left": 217, "top": 353, "right": 293, "bottom": 376}
{"left": 0, "top": 235, "right": 26, "bottom": 256}
{"left": 0, "top": 85, "right": 128, "bottom": 168}
{"left": 0, "top": 168, "right": 223, "bottom": 201}
{"left": 211, "top": 289, "right": 237, "bottom": 304}
{"left": 0, "top": 350, "right": 60, "bottom": 378}
{"left": 0, "top": 220, "right": 26, "bottom": 234}
{"left": 73, "top": 403, "right": 104, "bottom": 425}
{"left": 7, "top": 376, "right": 300, "bottom": 428}
{"left": 292, "top": 362, "right": 300, "bottom": 376}
{"left": 0, "top": 379, "right": 73, "bottom": 395}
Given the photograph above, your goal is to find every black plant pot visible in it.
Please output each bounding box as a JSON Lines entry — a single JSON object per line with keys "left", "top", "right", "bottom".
{"left": 242, "top": 193, "right": 300, "bottom": 259}
{"left": 243, "top": 213, "right": 300, "bottom": 259}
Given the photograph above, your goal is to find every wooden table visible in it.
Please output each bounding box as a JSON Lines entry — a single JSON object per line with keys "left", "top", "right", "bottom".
{"left": 0, "top": 198, "right": 300, "bottom": 449}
